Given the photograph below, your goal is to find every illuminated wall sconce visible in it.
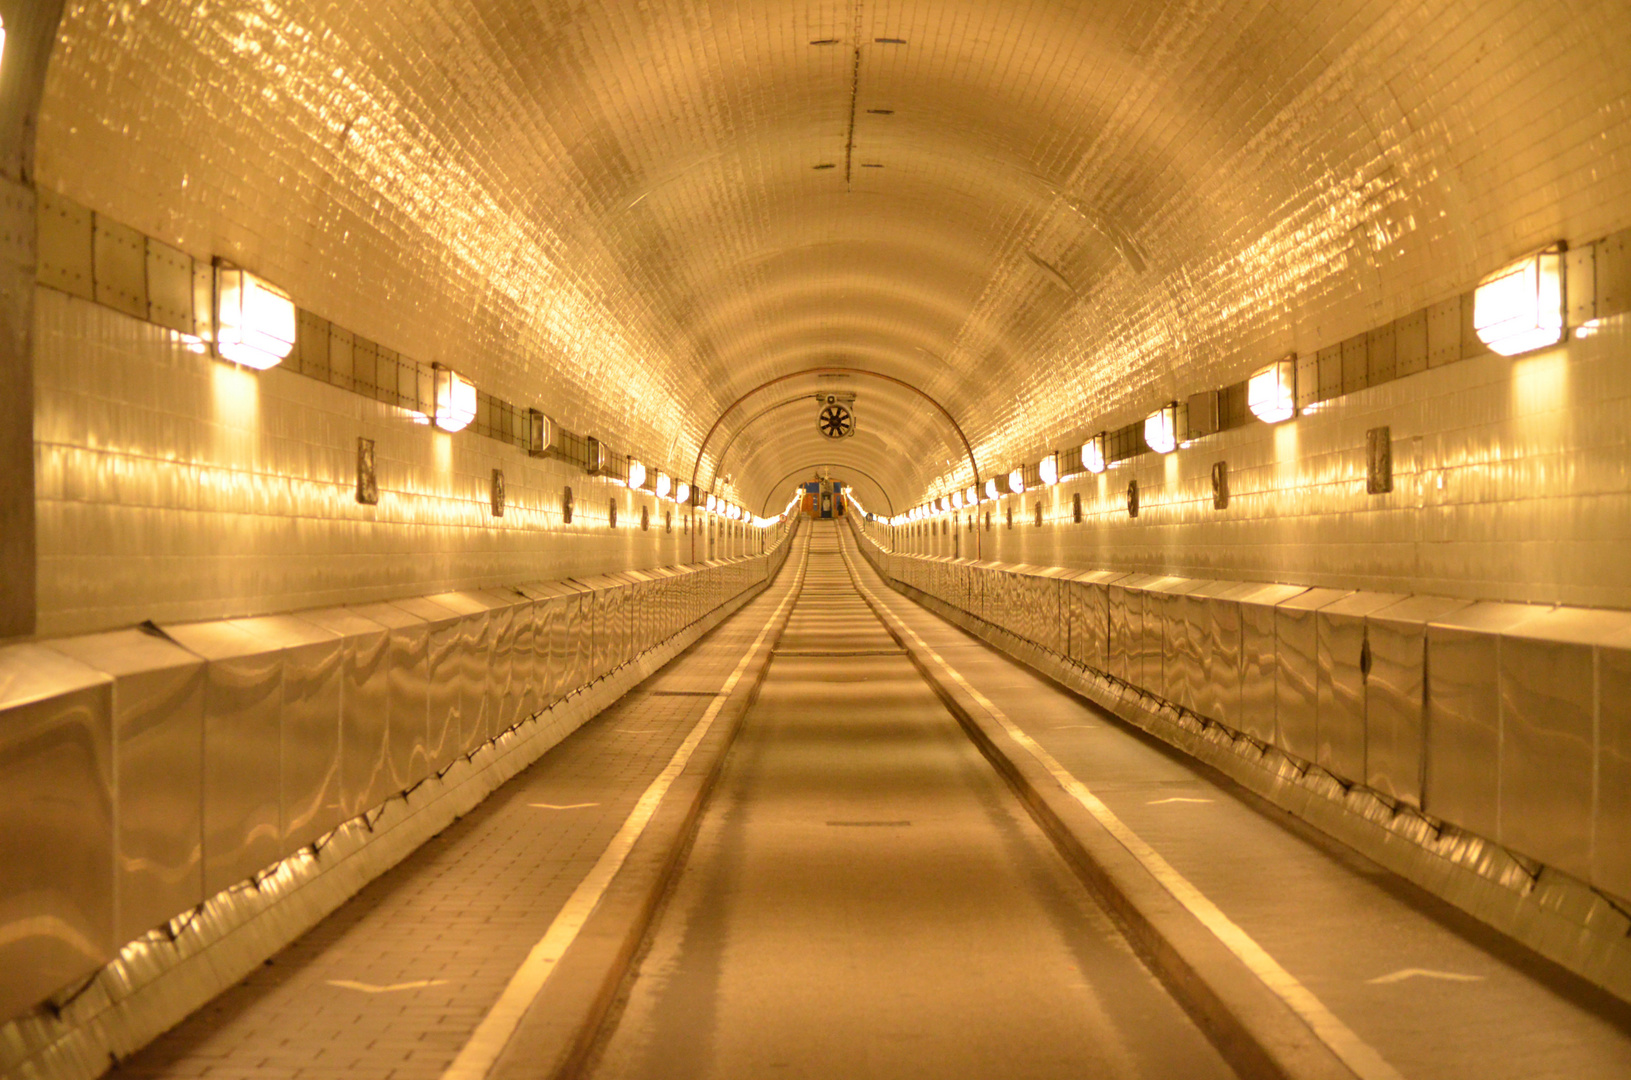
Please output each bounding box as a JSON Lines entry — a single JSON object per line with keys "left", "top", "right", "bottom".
{"left": 706, "top": 493, "right": 718, "bottom": 512}
{"left": 676, "top": 481, "right": 691, "bottom": 505}
{"left": 1475, "top": 245, "right": 1565, "bottom": 356}
{"left": 527, "top": 409, "right": 552, "bottom": 456}
{"left": 655, "top": 472, "right": 672, "bottom": 498}
{"left": 432, "top": 364, "right": 476, "bottom": 432}
{"left": 984, "top": 478, "right": 999, "bottom": 500}
{"left": 585, "top": 436, "right": 604, "bottom": 474}
{"left": 215, "top": 264, "right": 296, "bottom": 370}
{"left": 951, "top": 491, "right": 964, "bottom": 509}
{"left": 1039, "top": 452, "right": 1059, "bottom": 485}
{"left": 965, "top": 485, "right": 977, "bottom": 505}
{"left": 1081, "top": 433, "right": 1107, "bottom": 474}
{"left": 1248, "top": 359, "right": 1296, "bottom": 423}
{"left": 1144, "top": 403, "right": 1178, "bottom": 454}
{"left": 1008, "top": 467, "right": 1026, "bottom": 494}
{"left": 627, "top": 459, "right": 647, "bottom": 490}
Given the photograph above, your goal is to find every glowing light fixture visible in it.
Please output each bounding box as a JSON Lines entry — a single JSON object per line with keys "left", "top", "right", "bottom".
{"left": 1039, "top": 453, "right": 1059, "bottom": 486}
{"left": 951, "top": 491, "right": 964, "bottom": 509}
{"left": 432, "top": 365, "right": 476, "bottom": 433}
{"left": 655, "top": 472, "right": 671, "bottom": 498}
{"left": 1475, "top": 246, "right": 1565, "bottom": 356}
{"left": 706, "top": 493, "right": 718, "bottom": 512}
{"left": 1145, "top": 403, "right": 1178, "bottom": 454}
{"left": 1008, "top": 468, "right": 1025, "bottom": 494}
{"left": 985, "top": 478, "right": 999, "bottom": 500}
{"left": 1081, "top": 433, "right": 1107, "bottom": 474}
{"left": 1248, "top": 359, "right": 1297, "bottom": 424}
{"left": 676, "top": 481, "right": 691, "bottom": 505}
{"left": 627, "top": 459, "right": 647, "bottom": 490}
{"left": 966, "top": 485, "right": 977, "bottom": 505}
{"left": 215, "top": 266, "right": 296, "bottom": 370}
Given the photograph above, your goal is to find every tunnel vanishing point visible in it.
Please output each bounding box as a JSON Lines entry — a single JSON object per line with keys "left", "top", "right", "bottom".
{"left": 6, "top": 3, "right": 1631, "bottom": 1079}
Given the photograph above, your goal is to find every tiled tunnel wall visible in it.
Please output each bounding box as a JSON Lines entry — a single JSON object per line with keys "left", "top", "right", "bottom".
{"left": 871, "top": 313, "right": 1631, "bottom": 611}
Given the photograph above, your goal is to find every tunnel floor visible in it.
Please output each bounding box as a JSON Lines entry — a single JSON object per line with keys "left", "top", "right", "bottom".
{"left": 115, "top": 521, "right": 1631, "bottom": 1080}
{"left": 578, "top": 525, "right": 1230, "bottom": 1079}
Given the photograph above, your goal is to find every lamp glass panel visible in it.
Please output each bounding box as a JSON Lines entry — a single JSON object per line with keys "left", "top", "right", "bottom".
{"left": 1248, "top": 361, "right": 1296, "bottom": 423}
{"left": 1145, "top": 406, "right": 1178, "bottom": 454}
{"left": 1475, "top": 251, "right": 1565, "bottom": 356}
{"left": 434, "top": 368, "right": 476, "bottom": 432}
{"left": 1082, "top": 435, "right": 1106, "bottom": 474}
{"left": 216, "top": 268, "right": 296, "bottom": 370}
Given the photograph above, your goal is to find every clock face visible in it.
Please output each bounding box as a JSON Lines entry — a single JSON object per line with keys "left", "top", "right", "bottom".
{"left": 818, "top": 402, "right": 855, "bottom": 439}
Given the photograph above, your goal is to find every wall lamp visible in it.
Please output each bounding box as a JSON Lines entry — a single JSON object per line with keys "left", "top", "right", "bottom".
{"left": 1475, "top": 245, "right": 1565, "bottom": 356}
{"left": 527, "top": 409, "right": 552, "bottom": 456}
{"left": 1008, "top": 467, "right": 1026, "bottom": 494}
{"left": 1081, "top": 433, "right": 1107, "bottom": 474}
{"left": 1145, "top": 402, "right": 1178, "bottom": 454}
{"left": 965, "top": 485, "right": 977, "bottom": 505}
{"left": 215, "top": 265, "right": 296, "bottom": 370}
{"left": 706, "top": 493, "right": 718, "bottom": 512}
{"left": 951, "top": 491, "right": 964, "bottom": 509}
{"left": 655, "top": 472, "right": 672, "bottom": 498}
{"left": 1248, "top": 358, "right": 1296, "bottom": 423}
{"left": 1039, "top": 452, "right": 1059, "bottom": 486}
{"left": 433, "top": 365, "right": 476, "bottom": 433}
{"left": 984, "top": 478, "right": 999, "bottom": 500}
{"left": 627, "top": 459, "right": 647, "bottom": 490}
{"left": 676, "top": 481, "right": 691, "bottom": 505}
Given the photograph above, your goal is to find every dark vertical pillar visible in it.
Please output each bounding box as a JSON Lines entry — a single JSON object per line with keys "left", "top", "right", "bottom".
{"left": 0, "top": 0, "right": 66, "bottom": 639}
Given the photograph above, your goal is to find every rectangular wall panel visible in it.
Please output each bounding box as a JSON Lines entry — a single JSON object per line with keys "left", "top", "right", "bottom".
{"left": 1364, "top": 596, "right": 1469, "bottom": 808}
{"left": 1274, "top": 589, "right": 1351, "bottom": 762}
{"left": 0, "top": 646, "right": 115, "bottom": 1023}
{"left": 45, "top": 630, "right": 206, "bottom": 945}
{"left": 1424, "top": 604, "right": 1541, "bottom": 840}
{"left": 1315, "top": 592, "right": 1404, "bottom": 782}
{"left": 1497, "top": 610, "right": 1631, "bottom": 880}
{"left": 163, "top": 621, "right": 285, "bottom": 897}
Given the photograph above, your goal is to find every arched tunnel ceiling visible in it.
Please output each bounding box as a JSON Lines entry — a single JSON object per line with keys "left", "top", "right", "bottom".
{"left": 35, "top": 0, "right": 1631, "bottom": 511}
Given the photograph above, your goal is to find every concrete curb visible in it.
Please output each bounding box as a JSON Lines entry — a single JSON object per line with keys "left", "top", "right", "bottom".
{"left": 489, "top": 531, "right": 811, "bottom": 1080}
{"left": 837, "top": 534, "right": 1360, "bottom": 1080}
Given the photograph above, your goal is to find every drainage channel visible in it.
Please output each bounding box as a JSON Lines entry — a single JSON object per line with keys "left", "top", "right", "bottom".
{"left": 570, "top": 520, "right": 1238, "bottom": 1080}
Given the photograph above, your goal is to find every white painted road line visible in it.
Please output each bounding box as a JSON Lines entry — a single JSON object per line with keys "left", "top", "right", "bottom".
{"left": 840, "top": 539, "right": 1407, "bottom": 1080}
{"left": 529, "top": 803, "right": 600, "bottom": 811}
{"left": 1147, "top": 797, "right": 1214, "bottom": 805}
{"left": 441, "top": 539, "right": 807, "bottom": 1080}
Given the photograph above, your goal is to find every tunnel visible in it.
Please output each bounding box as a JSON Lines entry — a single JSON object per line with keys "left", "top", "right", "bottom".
{"left": 5, "top": 1, "right": 1631, "bottom": 1077}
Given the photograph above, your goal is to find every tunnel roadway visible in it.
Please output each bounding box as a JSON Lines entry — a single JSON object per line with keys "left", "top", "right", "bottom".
{"left": 114, "top": 520, "right": 1631, "bottom": 1080}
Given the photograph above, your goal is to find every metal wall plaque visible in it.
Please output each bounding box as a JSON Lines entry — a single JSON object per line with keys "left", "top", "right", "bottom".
{"left": 355, "top": 437, "right": 378, "bottom": 505}
{"left": 641, "top": 505, "right": 650, "bottom": 531}
{"left": 1367, "top": 426, "right": 1393, "bottom": 494}
{"left": 608, "top": 499, "right": 617, "bottom": 528}
{"left": 1212, "top": 460, "right": 1229, "bottom": 509}
{"left": 665, "top": 510, "right": 673, "bottom": 533}
{"left": 1034, "top": 500, "right": 1043, "bottom": 527}
{"left": 1006, "top": 506, "right": 1013, "bottom": 529}
{"left": 562, "top": 485, "right": 574, "bottom": 524}
{"left": 1073, "top": 491, "right": 1082, "bottom": 523}
{"left": 490, "top": 469, "right": 505, "bottom": 517}
{"left": 1127, "top": 479, "right": 1139, "bottom": 518}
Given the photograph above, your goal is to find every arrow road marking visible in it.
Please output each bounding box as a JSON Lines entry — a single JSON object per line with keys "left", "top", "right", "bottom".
{"left": 327, "top": 979, "right": 448, "bottom": 994}
{"left": 1367, "top": 968, "right": 1484, "bottom": 985}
